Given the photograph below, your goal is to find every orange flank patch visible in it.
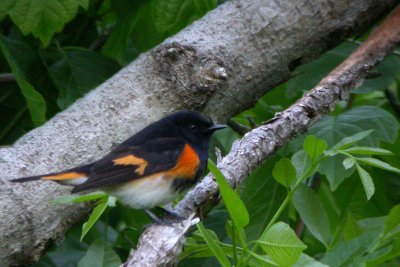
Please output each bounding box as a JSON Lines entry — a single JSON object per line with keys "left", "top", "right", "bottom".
{"left": 113, "top": 155, "right": 148, "bottom": 175}
{"left": 43, "top": 172, "right": 85, "bottom": 180}
{"left": 168, "top": 144, "right": 200, "bottom": 179}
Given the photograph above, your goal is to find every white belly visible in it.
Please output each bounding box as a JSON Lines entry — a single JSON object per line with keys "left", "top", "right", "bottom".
{"left": 108, "top": 174, "right": 179, "bottom": 209}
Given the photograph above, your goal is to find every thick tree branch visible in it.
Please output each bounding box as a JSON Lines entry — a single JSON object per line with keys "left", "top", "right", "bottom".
{"left": 0, "top": 0, "right": 396, "bottom": 265}
{"left": 125, "top": 5, "right": 400, "bottom": 266}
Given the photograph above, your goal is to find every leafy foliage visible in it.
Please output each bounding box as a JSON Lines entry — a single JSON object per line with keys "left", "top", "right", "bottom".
{"left": 1, "top": 1, "right": 399, "bottom": 266}
{"left": 4, "top": 0, "right": 89, "bottom": 46}
{"left": 293, "top": 184, "right": 331, "bottom": 247}
{"left": 0, "top": 34, "right": 46, "bottom": 126}
{"left": 0, "top": 0, "right": 217, "bottom": 145}
{"left": 272, "top": 158, "right": 296, "bottom": 188}
{"left": 77, "top": 239, "right": 121, "bottom": 267}
{"left": 208, "top": 160, "right": 249, "bottom": 229}
{"left": 259, "top": 222, "right": 307, "bottom": 267}
{"left": 185, "top": 132, "right": 399, "bottom": 266}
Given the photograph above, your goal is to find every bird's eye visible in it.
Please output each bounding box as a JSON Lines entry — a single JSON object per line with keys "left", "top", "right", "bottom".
{"left": 189, "top": 124, "right": 199, "bottom": 132}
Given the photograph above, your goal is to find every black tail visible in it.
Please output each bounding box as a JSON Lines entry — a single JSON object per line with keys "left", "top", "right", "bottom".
{"left": 11, "top": 164, "right": 93, "bottom": 185}
{"left": 11, "top": 175, "right": 43, "bottom": 183}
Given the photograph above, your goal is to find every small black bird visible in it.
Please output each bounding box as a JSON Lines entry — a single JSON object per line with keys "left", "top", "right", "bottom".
{"left": 12, "top": 111, "right": 226, "bottom": 220}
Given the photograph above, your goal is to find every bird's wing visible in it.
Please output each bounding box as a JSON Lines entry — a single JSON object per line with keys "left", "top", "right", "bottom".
{"left": 72, "top": 138, "right": 200, "bottom": 192}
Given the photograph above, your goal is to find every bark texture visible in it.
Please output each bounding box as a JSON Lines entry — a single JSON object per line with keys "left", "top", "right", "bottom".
{"left": 124, "top": 5, "right": 400, "bottom": 267}
{"left": 0, "top": 0, "right": 396, "bottom": 265}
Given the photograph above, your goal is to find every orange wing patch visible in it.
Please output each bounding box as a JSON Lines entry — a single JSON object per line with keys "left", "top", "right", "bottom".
{"left": 168, "top": 144, "right": 200, "bottom": 179}
{"left": 43, "top": 172, "right": 85, "bottom": 180}
{"left": 113, "top": 155, "right": 148, "bottom": 175}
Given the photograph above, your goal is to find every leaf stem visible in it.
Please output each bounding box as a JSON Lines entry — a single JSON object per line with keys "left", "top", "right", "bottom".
{"left": 242, "top": 158, "right": 322, "bottom": 266}
{"left": 231, "top": 224, "right": 238, "bottom": 265}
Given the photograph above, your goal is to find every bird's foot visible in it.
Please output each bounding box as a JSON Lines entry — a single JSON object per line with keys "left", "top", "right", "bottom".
{"left": 143, "top": 207, "right": 185, "bottom": 226}
{"left": 143, "top": 209, "right": 181, "bottom": 226}
{"left": 156, "top": 207, "right": 185, "bottom": 221}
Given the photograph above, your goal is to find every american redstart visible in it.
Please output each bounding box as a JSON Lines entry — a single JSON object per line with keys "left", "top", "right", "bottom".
{"left": 12, "top": 111, "right": 226, "bottom": 221}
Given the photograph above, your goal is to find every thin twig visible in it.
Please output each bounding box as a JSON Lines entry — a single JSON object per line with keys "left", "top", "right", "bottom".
{"left": 0, "top": 73, "right": 16, "bottom": 83}
{"left": 89, "top": 28, "right": 112, "bottom": 51}
{"left": 348, "top": 39, "right": 400, "bottom": 56}
{"left": 385, "top": 88, "right": 400, "bottom": 117}
{"left": 247, "top": 116, "right": 257, "bottom": 129}
{"left": 227, "top": 119, "right": 250, "bottom": 135}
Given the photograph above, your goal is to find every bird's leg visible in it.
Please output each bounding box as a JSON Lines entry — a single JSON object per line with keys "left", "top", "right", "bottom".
{"left": 144, "top": 209, "right": 166, "bottom": 225}
{"left": 156, "top": 206, "right": 184, "bottom": 221}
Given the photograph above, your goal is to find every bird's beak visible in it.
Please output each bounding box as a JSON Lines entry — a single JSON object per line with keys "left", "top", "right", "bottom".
{"left": 206, "top": 124, "right": 227, "bottom": 133}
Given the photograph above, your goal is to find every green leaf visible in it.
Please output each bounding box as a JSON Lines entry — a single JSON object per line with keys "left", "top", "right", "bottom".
{"left": 200, "top": 207, "right": 229, "bottom": 243}
{"left": 53, "top": 192, "right": 108, "bottom": 204}
{"left": 152, "top": 0, "right": 193, "bottom": 34}
{"left": 18, "top": 80, "right": 46, "bottom": 126}
{"left": 8, "top": 0, "right": 89, "bottom": 46}
{"left": 290, "top": 106, "right": 399, "bottom": 190}
{"left": 0, "top": 35, "right": 46, "bottom": 126}
{"left": 293, "top": 254, "right": 329, "bottom": 267}
{"left": 357, "top": 158, "right": 400, "bottom": 174}
{"left": 342, "top": 213, "right": 362, "bottom": 240}
{"left": 241, "top": 158, "right": 287, "bottom": 240}
{"left": 247, "top": 252, "right": 279, "bottom": 266}
{"left": 196, "top": 223, "right": 232, "bottom": 267}
{"left": 77, "top": 239, "right": 121, "bottom": 267}
{"left": 364, "top": 239, "right": 400, "bottom": 266}
{"left": 184, "top": 229, "right": 237, "bottom": 260}
{"left": 384, "top": 204, "right": 400, "bottom": 235}
{"left": 52, "top": 194, "right": 80, "bottom": 204}
{"left": 332, "top": 176, "right": 369, "bottom": 223}
{"left": 291, "top": 150, "right": 317, "bottom": 181}
{"left": 208, "top": 160, "right": 249, "bottom": 229}
{"left": 293, "top": 184, "right": 332, "bottom": 246}
{"left": 303, "top": 135, "right": 327, "bottom": 163}
{"left": 0, "top": 0, "right": 14, "bottom": 21}
{"left": 355, "top": 164, "right": 375, "bottom": 200}
{"left": 342, "top": 147, "right": 393, "bottom": 156}
{"left": 309, "top": 106, "right": 399, "bottom": 148}
{"left": 81, "top": 198, "right": 108, "bottom": 241}
{"left": 225, "top": 220, "right": 247, "bottom": 248}
{"left": 272, "top": 158, "right": 296, "bottom": 188}
{"left": 291, "top": 105, "right": 399, "bottom": 190}
{"left": 194, "top": 0, "right": 217, "bottom": 14}
{"left": 152, "top": 0, "right": 215, "bottom": 35}
{"left": 320, "top": 154, "right": 354, "bottom": 190}
{"left": 332, "top": 130, "right": 374, "bottom": 150}
{"left": 343, "top": 157, "right": 355, "bottom": 170}
{"left": 321, "top": 231, "right": 381, "bottom": 266}
{"left": 259, "top": 222, "right": 307, "bottom": 267}
{"left": 122, "top": 0, "right": 216, "bottom": 55}
{"left": 180, "top": 237, "right": 210, "bottom": 259}
{"left": 102, "top": 0, "right": 142, "bottom": 65}
{"left": 40, "top": 47, "right": 121, "bottom": 109}
{"left": 128, "top": 2, "right": 166, "bottom": 52}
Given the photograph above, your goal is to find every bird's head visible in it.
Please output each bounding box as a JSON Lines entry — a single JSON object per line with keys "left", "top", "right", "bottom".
{"left": 128, "top": 110, "right": 226, "bottom": 148}
{"left": 165, "top": 110, "right": 226, "bottom": 144}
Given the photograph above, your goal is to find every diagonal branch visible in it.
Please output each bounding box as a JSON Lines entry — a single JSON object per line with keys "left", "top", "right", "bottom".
{"left": 124, "top": 5, "right": 400, "bottom": 266}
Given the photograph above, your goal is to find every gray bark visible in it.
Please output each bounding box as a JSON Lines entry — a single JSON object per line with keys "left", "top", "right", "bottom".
{"left": 0, "top": 0, "right": 396, "bottom": 265}
{"left": 125, "top": 5, "right": 400, "bottom": 266}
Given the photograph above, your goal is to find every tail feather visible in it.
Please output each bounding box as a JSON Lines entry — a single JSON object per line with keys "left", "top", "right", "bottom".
{"left": 11, "top": 175, "right": 43, "bottom": 183}
{"left": 11, "top": 164, "right": 92, "bottom": 186}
